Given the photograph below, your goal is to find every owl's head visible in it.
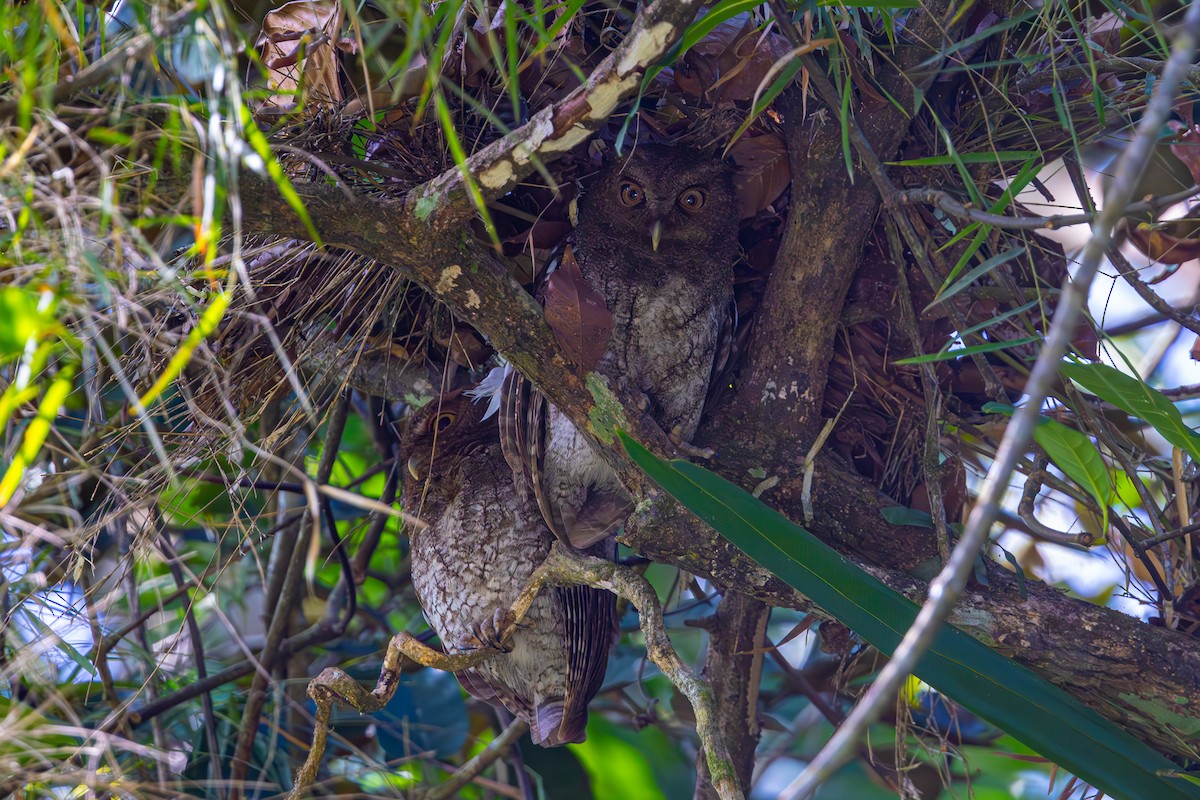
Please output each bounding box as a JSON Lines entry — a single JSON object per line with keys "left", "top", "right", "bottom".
{"left": 401, "top": 390, "right": 495, "bottom": 515}
{"left": 579, "top": 144, "right": 737, "bottom": 254}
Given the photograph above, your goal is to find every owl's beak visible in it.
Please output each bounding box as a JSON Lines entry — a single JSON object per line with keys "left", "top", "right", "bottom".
{"left": 650, "top": 220, "right": 663, "bottom": 252}
{"left": 407, "top": 456, "right": 424, "bottom": 481}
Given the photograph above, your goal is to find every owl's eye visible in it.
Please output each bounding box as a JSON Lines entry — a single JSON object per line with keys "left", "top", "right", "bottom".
{"left": 678, "top": 188, "right": 706, "bottom": 212}
{"left": 619, "top": 182, "right": 644, "bottom": 206}
{"left": 435, "top": 412, "right": 455, "bottom": 432}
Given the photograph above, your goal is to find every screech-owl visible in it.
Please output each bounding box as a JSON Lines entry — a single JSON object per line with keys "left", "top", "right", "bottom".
{"left": 503, "top": 144, "right": 738, "bottom": 548}
{"left": 401, "top": 390, "right": 617, "bottom": 746}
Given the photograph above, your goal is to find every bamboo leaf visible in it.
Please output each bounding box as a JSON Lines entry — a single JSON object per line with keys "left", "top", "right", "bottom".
{"left": 618, "top": 431, "right": 1200, "bottom": 800}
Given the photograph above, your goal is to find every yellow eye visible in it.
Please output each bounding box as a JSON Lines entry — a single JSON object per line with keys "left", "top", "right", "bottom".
{"left": 435, "top": 412, "right": 455, "bottom": 432}
{"left": 678, "top": 188, "right": 705, "bottom": 212}
{"left": 620, "top": 182, "right": 644, "bottom": 206}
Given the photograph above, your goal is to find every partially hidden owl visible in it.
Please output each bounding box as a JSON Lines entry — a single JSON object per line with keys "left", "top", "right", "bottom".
{"left": 502, "top": 144, "right": 738, "bottom": 548}
{"left": 401, "top": 390, "right": 618, "bottom": 746}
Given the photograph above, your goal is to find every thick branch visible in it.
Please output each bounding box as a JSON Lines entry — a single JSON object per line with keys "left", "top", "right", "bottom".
{"left": 693, "top": 593, "right": 769, "bottom": 800}
{"left": 412, "top": 0, "right": 707, "bottom": 222}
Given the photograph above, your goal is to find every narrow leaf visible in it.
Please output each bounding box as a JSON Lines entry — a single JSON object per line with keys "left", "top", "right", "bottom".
{"left": 894, "top": 335, "right": 1039, "bottom": 365}
{"left": 618, "top": 431, "right": 1200, "bottom": 800}
{"left": 925, "top": 246, "right": 1026, "bottom": 311}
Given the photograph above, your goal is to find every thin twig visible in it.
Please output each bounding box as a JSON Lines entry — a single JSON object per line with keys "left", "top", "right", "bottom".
{"left": 427, "top": 720, "right": 529, "bottom": 800}
{"left": 1017, "top": 458, "right": 1095, "bottom": 547}
{"left": 288, "top": 544, "right": 744, "bottom": 800}
{"left": 898, "top": 184, "right": 1200, "bottom": 232}
{"left": 779, "top": 1, "right": 1200, "bottom": 795}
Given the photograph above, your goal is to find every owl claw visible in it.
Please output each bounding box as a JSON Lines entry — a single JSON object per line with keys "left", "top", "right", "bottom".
{"left": 669, "top": 425, "right": 715, "bottom": 460}
{"left": 468, "top": 609, "right": 517, "bottom": 653}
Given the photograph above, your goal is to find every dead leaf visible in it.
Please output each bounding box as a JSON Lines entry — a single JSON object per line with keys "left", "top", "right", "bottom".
{"left": 543, "top": 245, "right": 613, "bottom": 370}
{"left": 1123, "top": 216, "right": 1200, "bottom": 264}
{"left": 728, "top": 133, "right": 790, "bottom": 218}
{"left": 257, "top": 0, "right": 358, "bottom": 112}
{"left": 674, "top": 14, "right": 791, "bottom": 105}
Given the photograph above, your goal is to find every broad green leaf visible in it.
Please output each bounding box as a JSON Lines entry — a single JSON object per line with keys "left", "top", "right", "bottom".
{"left": 894, "top": 335, "right": 1039, "bottom": 365}
{"left": 618, "top": 431, "right": 1200, "bottom": 800}
{"left": 982, "top": 403, "right": 1113, "bottom": 512}
{"left": 1060, "top": 362, "right": 1200, "bottom": 462}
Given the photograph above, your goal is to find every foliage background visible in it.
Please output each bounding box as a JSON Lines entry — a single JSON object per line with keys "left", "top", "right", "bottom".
{"left": 1, "top": 0, "right": 1199, "bottom": 797}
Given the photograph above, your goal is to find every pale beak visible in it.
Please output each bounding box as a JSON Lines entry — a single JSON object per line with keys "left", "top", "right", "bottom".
{"left": 650, "top": 220, "right": 663, "bottom": 252}
{"left": 407, "top": 456, "right": 422, "bottom": 480}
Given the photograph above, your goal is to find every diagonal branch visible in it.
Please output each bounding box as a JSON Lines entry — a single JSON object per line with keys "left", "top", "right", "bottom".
{"left": 410, "top": 0, "right": 708, "bottom": 224}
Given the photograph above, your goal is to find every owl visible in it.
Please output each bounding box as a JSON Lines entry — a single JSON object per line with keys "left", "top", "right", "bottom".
{"left": 502, "top": 144, "right": 739, "bottom": 548}
{"left": 401, "top": 390, "right": 618, "bottom": 746}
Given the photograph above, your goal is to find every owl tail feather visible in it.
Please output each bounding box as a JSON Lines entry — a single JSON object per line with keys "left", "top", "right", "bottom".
{"left": 529, "top": 700, "right": 588, "bottom": 747}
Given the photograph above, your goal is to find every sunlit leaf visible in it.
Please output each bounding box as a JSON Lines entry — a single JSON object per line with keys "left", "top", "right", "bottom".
{"left": 1060, "top": 362, "right": 1200, "bottom": 462}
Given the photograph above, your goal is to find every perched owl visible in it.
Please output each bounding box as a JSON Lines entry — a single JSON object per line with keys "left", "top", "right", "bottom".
{"left": 502, "top": 144, "right": 738, "bottom": 548}
{"left": 401, "top": 390, "right": 618, "bottom": 746}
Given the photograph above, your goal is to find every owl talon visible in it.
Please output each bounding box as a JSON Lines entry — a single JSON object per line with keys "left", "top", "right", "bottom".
{"left": 669, "top": 425, "right": 715, "bottom": 460}
{"left": 468, "top": 609, "right": 516, "bottom": 653}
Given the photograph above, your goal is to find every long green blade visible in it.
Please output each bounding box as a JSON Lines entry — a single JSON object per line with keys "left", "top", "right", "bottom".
{"left": 619, "top": 431, "right": 1199, "bottom": 800}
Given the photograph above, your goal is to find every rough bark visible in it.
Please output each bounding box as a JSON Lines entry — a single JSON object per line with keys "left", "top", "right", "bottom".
{"left": 693, "top": 593, "right": 770, "bottom": 799}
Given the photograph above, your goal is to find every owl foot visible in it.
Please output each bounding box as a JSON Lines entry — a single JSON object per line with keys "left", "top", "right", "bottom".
{"left": 669, "top": 425, "right": 715, "bottom": 460}
{"left": 466, "top": 608, "right": 517, "bottom": 653}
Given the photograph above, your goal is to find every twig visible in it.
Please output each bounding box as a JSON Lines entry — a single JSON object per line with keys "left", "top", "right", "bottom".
{"left": 1013, "top": 56, "right": 1200, "bottom": 95}
{"left": 1060, "top": 160, "right": 1200, "bottom": 339}
{"left": 288, "top": 543, "right": 744, "bottom": 800}
{"left": 1141, "top": 521, "right": 1200, "bottom": 549}
{"left": 1017, "top": 458, "right": 1095, "bottom": 547}
{"left": 232, "top": 392, "right": 354, "bottom": 795}
{"left": 778, "top": 1, "right": 1200, "bottom": 795}
{"left": 427, "top": 719, "right": 529, "bottom": 800}
{"left": 898, "top": 184, "right": 1200, "bottom": 232}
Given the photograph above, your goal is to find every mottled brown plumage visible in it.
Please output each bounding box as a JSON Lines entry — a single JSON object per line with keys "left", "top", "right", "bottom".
{"left": 503, "top": 144, "right": 738, "bottom": 547}
{"left": 401, "top": 390, "right": 617, "bottom": 746}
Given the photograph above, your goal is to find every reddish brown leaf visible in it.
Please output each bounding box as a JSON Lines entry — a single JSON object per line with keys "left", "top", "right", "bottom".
{"left": 256, "top": 0, "right": 358, "bottom": 112}
{"left": 673, "top": 14, "right": 791, "bottom": 105}
{"left": 1124, "top": 217, "right": 1200, "bottom": 264}
{"left": 1169, "top": 121, "right": 1200, "bottom": 186}
{"left": 543, "top": 246, "right": 613, "bottom": 370}
{"left": 728, "top": 134, "right": 790, "bottom": 218}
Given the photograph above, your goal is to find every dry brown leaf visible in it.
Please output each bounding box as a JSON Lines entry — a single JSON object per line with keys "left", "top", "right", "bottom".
{"left": 257, "top": 0, "right": 358, "bottom": 112}
{"left": 543, "top": 245, "right": 613, "bottom": 370}
{"left": 1123, "top": 216, "right": 1200, "bottom": 264}
{"left": 674, "top": 14, "right": 791, "bottom": 105}
{"left": 728, "top": 133, "right": 790, "bottom": 218}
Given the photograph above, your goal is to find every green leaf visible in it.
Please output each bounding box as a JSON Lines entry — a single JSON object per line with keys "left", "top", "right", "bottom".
{"left": 982, "top": 403, "right": 1114, "bottom": 512}
{"left": 926, "top": 246, "right": 1026, "bottom": 311}
{"left": 893, "top": 335, "right": 1040, "bottom": 365}
{"left": 0, "top": 285, "right": 57, "bottom": 358}
{"left": 888, "top": 151, "right": 1040, "bottom": 166}
{"left": 23, "top": 611, "right": 97, "bottom": 677}
{"left": 618, "top": 431, "right": 1200, "bottom": 800}
{"left": 1060, "top": 362, "right": 1200, "bottom": 462}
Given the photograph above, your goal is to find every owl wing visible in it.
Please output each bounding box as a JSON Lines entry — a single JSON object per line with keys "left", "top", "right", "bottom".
{"left": 500, "top": 368, "right": 630, "bottom": 549}
{"left": 500, "top": 367, "right": 568, "bottom": 541}
{"left": 555, "top": 572, "right": 619, "bottom": 743}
